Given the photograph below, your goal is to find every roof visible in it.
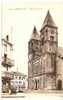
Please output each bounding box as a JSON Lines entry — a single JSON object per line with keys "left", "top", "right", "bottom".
{"left": 41, "top": 10, "right": 57, "bottom": 31}
{"left": 31, "top": 26, "right": 40, "bottom": 40}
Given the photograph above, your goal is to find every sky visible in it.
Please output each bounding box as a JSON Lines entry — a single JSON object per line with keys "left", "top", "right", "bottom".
{"left": 1, "top": 0, "right": 63, "bottom": 75}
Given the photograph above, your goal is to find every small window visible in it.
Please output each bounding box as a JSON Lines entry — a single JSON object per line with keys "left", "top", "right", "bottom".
{"left": 31, "top": 42, "right": 33, "bottom": 46}
{"left": 6, "top": 35, "right": 9, "bottom": 41}
{"left": 36, "top": 47, "right": 38, "bottom": 49}
{"left": 19, "top": 76, "right": 21, "bottom": 79}
{"left": 38, "top": 80, "right": 39, "bottom": 83}
{"left": 29, "top": 42, "right": 33, "bottom": 47}
{"left": 46, "top": 29, "right": 48, "bottom": 32}
{"left": 51, "top": 30, "right": 54, "bottom": 34}
{"left": 30, "top": 42, "right": 33, "bottom": 46}
{"left": 35, "top": 40, "right": 38, "bottom": 45}
{"left": 15, "top": 76, "right": 17, "bottom": 79}
{"left": 4, "top": 54, "right": 7, "bottom": 61}
{"left": 19, "top": 81, "right": 21, "bottom": 84}
{"left": 41, "top": 37, "right": 44, "bottom": 45}
{"left": 4, "top": 53, "right": 7, "bottom": 58}
{"left": 50, "top": 36, "right": 54, "bottom": 41}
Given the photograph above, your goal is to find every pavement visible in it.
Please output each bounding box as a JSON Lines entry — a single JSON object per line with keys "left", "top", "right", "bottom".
{"left": 1, "top": 93, "right": 25, "bottom": 98}
{"left": 1, "top": 90, "right": 63, "bottom": 99}
{"left": 1, "top": 93, "right": 63, "bottom": 100}
{"left": 1, "top": 90, "right": 63, "bottom": 100}
{"left": 25, "top": 89, "right": 63, "bottom": 93}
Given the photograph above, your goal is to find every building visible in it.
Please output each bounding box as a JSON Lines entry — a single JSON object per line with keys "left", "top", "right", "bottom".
{"left": 10, "top": 71, "right": 27, "bottom": 92}
{"left": 28, "top": 10, "right": 63, "bottom": 90}
{"left": 1, "top": 35, "right": 14, "bottom": 93}
{"left": 2, "top": 35, "right": 13, "bottom": 71}
{"left": 2, "top": 70, "right": 27, "bottom": 93}
{"left": 2, "top": 71, "right": 13, "bottom": 93}
{"left": 56, "top": 47, "right": 63, "bottom": 90}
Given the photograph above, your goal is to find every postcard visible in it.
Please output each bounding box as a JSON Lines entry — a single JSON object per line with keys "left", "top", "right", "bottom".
{"left": 1, "top": 0, "right": 63, "bottom": 100}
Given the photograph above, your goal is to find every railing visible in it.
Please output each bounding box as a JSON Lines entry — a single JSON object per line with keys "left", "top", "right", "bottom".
{"left": 2, "top": 71, "right": 13, "bottom": 79}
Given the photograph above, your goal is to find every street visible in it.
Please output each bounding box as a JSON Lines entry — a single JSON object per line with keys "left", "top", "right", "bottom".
{"left": 1, "top": 92, "right": 63, "bottom": 100}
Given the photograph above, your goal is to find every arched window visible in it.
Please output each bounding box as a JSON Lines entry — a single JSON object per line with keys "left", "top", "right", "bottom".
{"left": 41, "top": 37, "right": 44, "bottom": 45}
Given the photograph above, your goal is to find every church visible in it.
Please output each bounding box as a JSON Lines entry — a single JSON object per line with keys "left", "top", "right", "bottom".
{"left": 28, "top": 10, "right": 63, "bottom": 90}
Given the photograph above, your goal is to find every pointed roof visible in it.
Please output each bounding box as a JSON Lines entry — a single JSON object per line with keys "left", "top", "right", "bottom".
{"left": 41, "top": 10, "right": 57, "bottom": 30}
{"left": 33, "top": 26, "right": 37, "bottom": 33}
{"left": 31, "top": 26, "right": 40, "bottom": 40}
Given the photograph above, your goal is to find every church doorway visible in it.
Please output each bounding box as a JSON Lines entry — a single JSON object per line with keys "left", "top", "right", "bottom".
{"left": 57, "top": 79, "right": 62, "bottom": 90}
{"left": 35, "top": 80, "right": 39, "bottom": 90}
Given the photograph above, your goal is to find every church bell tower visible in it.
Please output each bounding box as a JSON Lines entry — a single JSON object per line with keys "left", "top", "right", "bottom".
{"left": 40, "top": 10, "right": 58, "bottom": 89}
{"left": 28, "top": 26, "right": 41, "bottom": 89}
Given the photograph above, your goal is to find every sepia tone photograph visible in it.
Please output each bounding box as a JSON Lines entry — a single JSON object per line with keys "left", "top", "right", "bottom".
{"left": 1, "top": 0, "right": 63, "bottom": 100}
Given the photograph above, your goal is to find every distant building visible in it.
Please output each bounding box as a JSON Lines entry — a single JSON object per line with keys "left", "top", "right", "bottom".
{"left": 2, "top": 71, "right": 27, "bottom": 92}
{"left": 28, "top": 10, "right": 63, "bottom": 90}
{"left": 10, "top": 71, "right": 27, "bottom": 92}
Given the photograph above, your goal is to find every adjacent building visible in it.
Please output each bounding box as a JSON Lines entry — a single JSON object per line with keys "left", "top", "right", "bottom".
{"left": 1, "top": 35, "right": 14, "bottom": 93}
{"left": 1, "top": 35, "right": 27, "bottom": 93}
{"left": 2, "top": 71, "right": 13, "bottom": 93}
{"left": 28, "top": 10, "right": 63, "bottom": 90}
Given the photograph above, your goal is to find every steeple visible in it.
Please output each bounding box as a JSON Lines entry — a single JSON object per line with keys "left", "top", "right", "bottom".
{"left": 33, "top": 26, "right": 37, "bottom": 33}
{"left": 40, "top": 10, "right": 57, "bottom": 31}
{"left": 31, "top": 26, "right": 40, "bottom": 40}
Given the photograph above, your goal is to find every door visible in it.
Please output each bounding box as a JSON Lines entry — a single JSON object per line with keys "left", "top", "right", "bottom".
{"left": 35, "top": 80, "right": 38, "bottom": 90}
{"left": 57, "top": 79, "right": 62, "bottom": 90}
{"left": 35, "top": 80, "right": 39, "bottom": 90}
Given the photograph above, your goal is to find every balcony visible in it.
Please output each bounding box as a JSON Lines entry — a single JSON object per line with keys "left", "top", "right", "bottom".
{"left": 2, "top": 71, "right": 13, "bottom": 80}
{"left": 2, "top": 56, "right": 14, "bottom": 68}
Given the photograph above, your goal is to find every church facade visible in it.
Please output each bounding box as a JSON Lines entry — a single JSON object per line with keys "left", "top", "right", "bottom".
{"left": 28, "top": 11, "right": 63, "bottom": 90}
